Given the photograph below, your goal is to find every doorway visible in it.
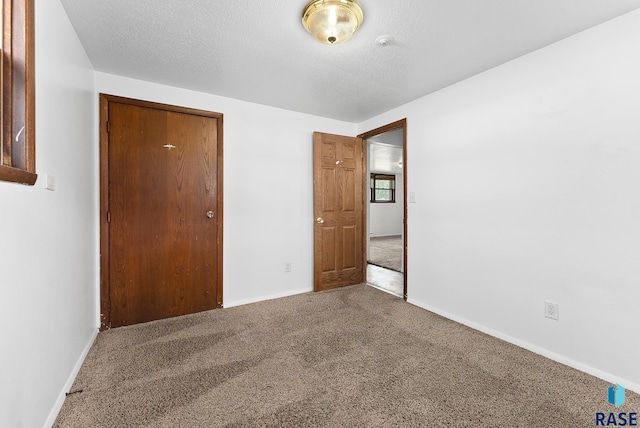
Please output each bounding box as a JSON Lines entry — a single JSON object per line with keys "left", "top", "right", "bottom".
{"left": 99, "top": 94, "right": 224, "bottom": 329}
{"left": 358, "top": 120, "right": 407, "bottom": 299}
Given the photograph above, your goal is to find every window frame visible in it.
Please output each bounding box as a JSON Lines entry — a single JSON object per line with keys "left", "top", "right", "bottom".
{"left": 0, "top": 0, "right": 36, "bottom": 185}
{"left": 370, "top": 173, "right": 396, "bottom": 203}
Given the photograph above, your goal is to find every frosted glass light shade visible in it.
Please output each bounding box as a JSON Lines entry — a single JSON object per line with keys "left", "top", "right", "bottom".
{"left": 302, "top": 0, "right": 364, "bottom": 45}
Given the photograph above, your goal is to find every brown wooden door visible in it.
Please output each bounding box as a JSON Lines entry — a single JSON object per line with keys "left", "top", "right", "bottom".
{"left": 313, "top": 132, "right": 364, "bottom": 291}
{"left": 105, "top": 98, "right": 222, "bottom": 327}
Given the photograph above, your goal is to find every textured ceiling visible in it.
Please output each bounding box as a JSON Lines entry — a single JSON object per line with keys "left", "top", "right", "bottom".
{"left": 59, "top": 0, "right": 640, "bottom": 122}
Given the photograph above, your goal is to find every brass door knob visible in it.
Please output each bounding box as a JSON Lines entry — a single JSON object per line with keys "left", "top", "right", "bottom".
{"left": 316, "top": 217, "right": 324, "bottom": 224}
{"left": 206, "top": 211, "right": 215, "bottom": 219}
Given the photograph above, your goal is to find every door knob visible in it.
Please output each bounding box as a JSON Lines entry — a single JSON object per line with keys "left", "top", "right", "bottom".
{"left": 206, "top": 211, "right": 214, "bottom": 219}
{"left": 316, "top": 217, "right": 324, "bottom": 224}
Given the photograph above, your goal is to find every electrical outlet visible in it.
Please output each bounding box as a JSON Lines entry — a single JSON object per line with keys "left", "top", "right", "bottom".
{"left": 284, "top": 262, "right": 291, "bottom": 273}
{"left": 544, "top": 300, "right": 559, "bottom": 320}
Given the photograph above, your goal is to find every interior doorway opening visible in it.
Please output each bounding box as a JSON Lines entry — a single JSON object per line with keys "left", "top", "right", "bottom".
{"left": 358, "top": 120, "right": 407, "bottom": 299}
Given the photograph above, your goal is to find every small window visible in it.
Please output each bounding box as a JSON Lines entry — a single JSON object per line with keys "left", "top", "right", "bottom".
{"left": 370, "top": 173, "right": 395, "bottom": 203}
{"left": 0, "top": 0, "right": 36, "bottom": 185}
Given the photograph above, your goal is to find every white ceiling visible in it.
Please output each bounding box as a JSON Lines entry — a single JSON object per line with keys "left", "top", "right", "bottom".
{"left": 59, "top": 0, "right": 640, "bottom": 122}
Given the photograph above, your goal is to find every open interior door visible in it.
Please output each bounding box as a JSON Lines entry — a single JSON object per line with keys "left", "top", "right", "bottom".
{"left": 313, "top": 132, "right": 364, "bottom": 291}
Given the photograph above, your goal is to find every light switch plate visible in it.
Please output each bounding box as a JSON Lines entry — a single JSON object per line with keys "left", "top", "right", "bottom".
{"left": 45, "top": 174, "right": 56, "bottom": 191}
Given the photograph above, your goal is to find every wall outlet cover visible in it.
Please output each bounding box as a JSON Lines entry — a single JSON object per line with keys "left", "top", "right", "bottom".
{"left": 544, "top": 300, "right": 559, "bottom": 320}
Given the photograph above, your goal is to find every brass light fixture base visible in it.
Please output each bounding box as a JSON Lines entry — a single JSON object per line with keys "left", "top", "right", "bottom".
{"left": 302, "top": 0, "right": 364, "bottom": 45}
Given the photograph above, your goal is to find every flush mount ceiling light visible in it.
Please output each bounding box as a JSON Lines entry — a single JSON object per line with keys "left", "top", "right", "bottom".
{"left": 302, "top": 0, "right": 364, "bottom": 45}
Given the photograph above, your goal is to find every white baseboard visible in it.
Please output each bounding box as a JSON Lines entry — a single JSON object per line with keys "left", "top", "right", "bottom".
{"left": 407, "top": 297, "right": 640, "bottom": 395}
{"left": 224, "top": 287, "right": 312, "bottom": 308}
{"left": 43, "top": 329, "right": 99, "bottom": 428}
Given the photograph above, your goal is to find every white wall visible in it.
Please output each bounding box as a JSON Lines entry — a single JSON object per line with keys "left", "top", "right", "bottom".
{"left": 0, "top": 1, "right": 98, "bottom": 427}
{"left": 368, "top": 142, "right": 404, "bottom": 237}
{"left": 358, "top": 9, "right": 640, "bottom": 392}
{"left": 95, "top": 73, "right": 357, "bottom": 308}
{"left": 369, "top": 175, "right": 404, "bottom": 237}
{"left": 369, "top": 186, "right": 403, "bottom": 237}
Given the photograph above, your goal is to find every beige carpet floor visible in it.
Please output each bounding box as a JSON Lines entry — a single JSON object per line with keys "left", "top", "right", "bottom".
{"left": 368, "top": 235, "right": 403, "bottom": 272}
{"left": 54, "top": 284, "right": 638, "bottom": 427}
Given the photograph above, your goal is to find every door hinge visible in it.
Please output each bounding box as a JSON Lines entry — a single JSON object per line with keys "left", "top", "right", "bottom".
{"left": 106, "top": 121, "right": 110, "bottom": 133}
{"left": 107, "top": 211, "right": 111, "bottom": 223}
